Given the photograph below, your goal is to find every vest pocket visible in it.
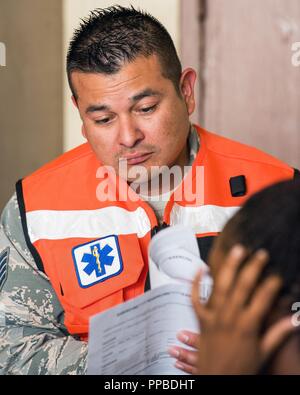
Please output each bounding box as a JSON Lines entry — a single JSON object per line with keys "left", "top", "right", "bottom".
{"left": 52, "top": 233, "right": 145, "bottom": 310}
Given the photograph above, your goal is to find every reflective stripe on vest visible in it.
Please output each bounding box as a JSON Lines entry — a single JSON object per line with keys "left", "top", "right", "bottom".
{"left": 170, "top": 204, "right": 240, "bottom": 234}
{"left": 25, "top": 204, "right": 240, "bottom": 243}
{"left": 26, "top": 206, "right": 152, "bottom": 242}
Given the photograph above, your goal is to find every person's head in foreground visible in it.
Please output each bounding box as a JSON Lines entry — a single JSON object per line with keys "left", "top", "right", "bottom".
{"left": 67, "top": 6, "right": 196, "bottom": 185}
{"left": 192, "top": 179, "right": 300, "bottom": 375}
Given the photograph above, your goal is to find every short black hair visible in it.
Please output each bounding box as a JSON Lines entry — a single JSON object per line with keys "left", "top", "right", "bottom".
{"left": 67, "top": 5, "right": 182, "bottom": 99}
{"left": 221, "top": 179, "right": 300, "bottom": 301}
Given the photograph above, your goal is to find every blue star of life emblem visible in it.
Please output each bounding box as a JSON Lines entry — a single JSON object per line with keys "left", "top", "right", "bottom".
{"left": 72, "top": 236, "right": 123, "bottom": 288}
{"left": 82, "top": 243, "right": 114, "bottom": 277}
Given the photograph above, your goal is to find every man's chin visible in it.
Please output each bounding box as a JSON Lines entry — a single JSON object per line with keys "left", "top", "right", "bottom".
{"left": 118, "top": 164, "right": 155, "bottom": 183}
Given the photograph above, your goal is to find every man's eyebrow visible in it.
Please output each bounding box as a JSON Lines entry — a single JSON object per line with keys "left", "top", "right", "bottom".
{"left": 86, "top": 104, "right": 110, "bottom": 114}
{"left": 131, "top": 89, "right": 162, "bottom": 102}
{"left": 85, "top": 89, "right": 161, "bottom": 114}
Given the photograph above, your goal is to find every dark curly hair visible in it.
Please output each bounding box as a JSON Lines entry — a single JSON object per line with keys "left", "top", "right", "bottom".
{"left": 221, "top": 179, "right": 300, "bottom": 302}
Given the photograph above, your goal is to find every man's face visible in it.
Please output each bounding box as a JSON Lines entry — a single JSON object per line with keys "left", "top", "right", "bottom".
{"left": 71, "top": 55, "right": 196, "bottom": 183}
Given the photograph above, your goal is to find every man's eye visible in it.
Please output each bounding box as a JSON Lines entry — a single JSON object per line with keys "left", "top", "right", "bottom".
{"left": 139, "top": 104, "right": 157, "bottom": 114}
{"left": 95, "top": 118, "right": 111, "bottom": 125}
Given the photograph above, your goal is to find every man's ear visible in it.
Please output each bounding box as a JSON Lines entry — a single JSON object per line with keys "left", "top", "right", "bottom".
{"left": 179, "top": 68, "right": 197, "bottom": 116}
{"left": 71, "top": 95, "right": 78, "bottom": 109}
{"left": 81, "top": 125, "right": 87, "bottom": 139}
{"left": 71, "top": 95, "right": 86, "bottom": 138}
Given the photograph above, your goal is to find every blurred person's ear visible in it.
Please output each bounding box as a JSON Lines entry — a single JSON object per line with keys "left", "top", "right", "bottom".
{"left": 71, "top": 95, "right": 78, "bottom": 108}
{"left": 179, "top": 68, "right": 197, "bottom": 116}
{"left": 264, "top": 330, "right": 300, "bottom": 375}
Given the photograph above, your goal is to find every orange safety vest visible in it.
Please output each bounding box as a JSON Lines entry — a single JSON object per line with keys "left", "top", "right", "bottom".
{"left": 16, "top": 126, "right": 295, "bottom": 337}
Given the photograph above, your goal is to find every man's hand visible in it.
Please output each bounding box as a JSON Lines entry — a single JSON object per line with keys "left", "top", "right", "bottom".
{"left": 169, "top": 245, "right": 295, "bottom": 375}
{"left": 168, "top": 330, "right": 200, "bottom": 374}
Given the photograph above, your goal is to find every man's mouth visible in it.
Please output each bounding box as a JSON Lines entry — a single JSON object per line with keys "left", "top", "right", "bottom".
{"left": 119, "top": 152, "right": 153, "bottom": 165}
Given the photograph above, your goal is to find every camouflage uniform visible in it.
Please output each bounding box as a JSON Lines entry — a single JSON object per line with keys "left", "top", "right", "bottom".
{"left": 0, "top": 194, "right": 87, "bottom": 375}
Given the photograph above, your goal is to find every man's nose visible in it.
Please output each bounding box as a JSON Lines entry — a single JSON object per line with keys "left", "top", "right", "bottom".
{"left": 118, "top": 117, "right": 144, "bottom": 148}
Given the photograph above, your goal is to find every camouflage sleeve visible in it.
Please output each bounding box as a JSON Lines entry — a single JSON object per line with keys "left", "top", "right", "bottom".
{"left": 0, "top": 194, "right": 87, "bottom": 375}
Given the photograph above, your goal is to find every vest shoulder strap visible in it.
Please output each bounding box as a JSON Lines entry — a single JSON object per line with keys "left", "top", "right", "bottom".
{"left": 16, "top": 179, "right": 45, "bottom": 273}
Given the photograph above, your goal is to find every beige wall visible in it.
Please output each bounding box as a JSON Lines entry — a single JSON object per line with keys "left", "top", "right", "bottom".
{"left": 0, "top": 0, "right": 63, "bottom": 210}
{"left": 63, "top": 0, "right": 181, "bottom": 151}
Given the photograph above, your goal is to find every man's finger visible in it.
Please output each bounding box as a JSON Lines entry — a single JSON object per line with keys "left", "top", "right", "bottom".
{"left": 174, "top": 360, "right": 198, "bottom": 375}
{"left": 168, "top": 345, "right": 198, "bottom": 366}
{"left": 177, "top": 330, "right": 200, "bottom": 348}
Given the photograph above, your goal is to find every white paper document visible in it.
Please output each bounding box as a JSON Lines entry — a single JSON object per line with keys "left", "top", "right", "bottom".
{"left": 87, "top": 283, "right": 202, "bottom": 375}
